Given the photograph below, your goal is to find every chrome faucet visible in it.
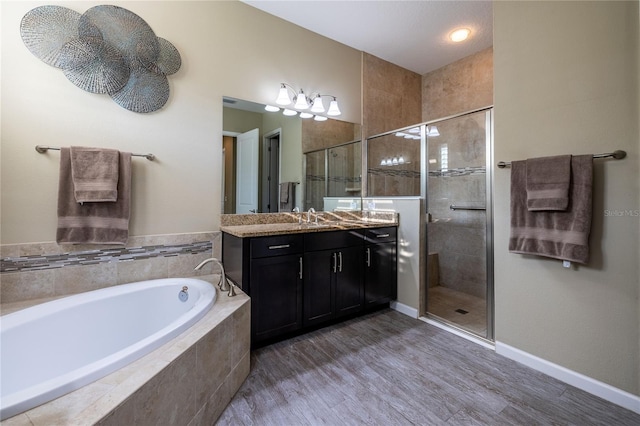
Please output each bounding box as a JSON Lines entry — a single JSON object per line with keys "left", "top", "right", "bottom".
{"left": 194, "top": 257, "right": 237, "bottom": 297}
{"left": 292, "top": 207, "right": 302, "bottom": 224}
{"left": 307, "top": 207, "right": 316, "bottom": 223}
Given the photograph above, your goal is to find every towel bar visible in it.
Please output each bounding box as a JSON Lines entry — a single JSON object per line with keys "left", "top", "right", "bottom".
{"left": 497, "top": 150, "right": 626, "bottom": 169}
{"left": 35, "top": 145, "right": 155, "bottom": 161}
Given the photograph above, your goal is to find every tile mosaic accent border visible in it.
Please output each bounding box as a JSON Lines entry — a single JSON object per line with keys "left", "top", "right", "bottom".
{"left": 428, "top": 166, "right": 486, "bottom": 177}
{"left": 1, "top": 241, "right": 212, "bottom": 273}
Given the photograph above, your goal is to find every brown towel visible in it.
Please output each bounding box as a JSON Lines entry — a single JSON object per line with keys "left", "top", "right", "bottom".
{"left": 57, "top": 147, "right": 131, "bottom": 244}
{"left": 279, "top": 182, "right": 295, "bottom": 212}
{"left": 509, "top": 155, "right": 593, "bottom": 264}
{"left": 70, "top": 146, "right": 120, "bottom": 203}
{"left": 526, "top": 155, "right": 571, "bottom": 211}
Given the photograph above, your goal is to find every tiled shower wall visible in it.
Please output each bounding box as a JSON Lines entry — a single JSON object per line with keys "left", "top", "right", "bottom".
{"left": 0, "top": 232, "right": 221, "bottom": 305}
{"left": 422, "top": 46, "right": 493, "bottom": 122}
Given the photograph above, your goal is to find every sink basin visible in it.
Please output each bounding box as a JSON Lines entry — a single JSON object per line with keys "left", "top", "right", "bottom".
{"left": 298, "top": 222, "right": 333, "bottom": 228}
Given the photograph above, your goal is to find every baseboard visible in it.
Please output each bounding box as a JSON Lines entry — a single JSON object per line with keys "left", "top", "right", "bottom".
{"left": 390, "top": 301, "right": 418, "bottom": 318}
{"left": 496, "top": 342, "right": 640, "bottom": 415}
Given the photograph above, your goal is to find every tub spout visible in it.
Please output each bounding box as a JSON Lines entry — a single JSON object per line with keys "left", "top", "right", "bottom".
{"left": 227, "top": 280, "right": 237, "bottom": 297}
{"left": 194, "top": 258, "right": 230, "bottom": 292}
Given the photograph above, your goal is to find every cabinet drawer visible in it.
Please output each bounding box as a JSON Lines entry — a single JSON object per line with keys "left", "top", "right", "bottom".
{"left": 251, "top": 234, "right": 304, "bottom": 258}
{"left": 364, "top": 226, "right": 397, "bottom": 244}
{"left": 304, "top": 229, "right": 363, "bottom": 251}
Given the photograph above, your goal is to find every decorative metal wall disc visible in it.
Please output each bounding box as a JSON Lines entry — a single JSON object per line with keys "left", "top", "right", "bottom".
{"left": 21, "top": 4, "right": 181, "bottom": 113}
{"left": 59, "top": 37, "right": 130, "bottom": 94}
{"left": 110, "top": 65, "right": 170, "bottom": 113}
{"left": 137, "top": 37, "right": 182, "bottom": 76}
{"left": 78, "top": 5, "right": 159, "bottom": 67}
{"left": 20, "top": 6, "right": 81, "bottom": 68}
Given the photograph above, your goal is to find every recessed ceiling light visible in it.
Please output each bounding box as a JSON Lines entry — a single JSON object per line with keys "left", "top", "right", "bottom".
{"left": 449, "top": 28, "right": 471, "bottom": 43}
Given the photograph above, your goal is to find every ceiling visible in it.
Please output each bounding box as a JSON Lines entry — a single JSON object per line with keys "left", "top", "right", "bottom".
{"left": 242, "top": 0, "right": 493, "bottom": 75}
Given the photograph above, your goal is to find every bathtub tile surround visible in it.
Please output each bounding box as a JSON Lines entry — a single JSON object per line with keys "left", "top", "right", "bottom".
{"left": 1, "top": 275, "right": 250, "bottom": 426}
{"left": 0, "top": 232, "right": 220, "bottom": 306}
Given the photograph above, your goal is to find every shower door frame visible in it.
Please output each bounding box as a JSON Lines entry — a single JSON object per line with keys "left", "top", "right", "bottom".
{"left": 422, "top": 106, "right": 495, "bottom": 342}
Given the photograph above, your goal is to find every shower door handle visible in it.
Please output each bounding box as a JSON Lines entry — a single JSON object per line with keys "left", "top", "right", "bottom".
{"left": 449, "top": 205, "right": 486, "bottom": 211}
{"left": 366, "top": 247, "right": 371, "bottom": 267}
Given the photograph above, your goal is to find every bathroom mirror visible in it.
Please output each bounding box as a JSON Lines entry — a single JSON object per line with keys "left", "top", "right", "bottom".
{"left": 222, "top": 96, "right": 362, "bottom": 214}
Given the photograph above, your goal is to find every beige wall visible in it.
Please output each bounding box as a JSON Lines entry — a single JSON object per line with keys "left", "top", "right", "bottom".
{"left": 422, "top": 47, "right": 493, "bottom": 122}
{"left": 494, "top": 1, "right": 639, "bottom": 395}
{"left": 0, "top": 0, "right": 361, "bottom": 244}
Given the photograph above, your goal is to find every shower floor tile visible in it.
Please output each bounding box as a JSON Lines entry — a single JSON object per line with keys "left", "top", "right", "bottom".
{"left": 427, "top": 286, "right": 487, "bottom": 337}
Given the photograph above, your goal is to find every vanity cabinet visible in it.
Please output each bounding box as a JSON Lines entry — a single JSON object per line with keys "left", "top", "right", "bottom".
{"left": 223, "top": 233, "right": 304, "bottom": 344}
{"left": 303, "top": 230, "right": 364, "bottom": 327}
{"left": 364, "top": 227, "right": 397, "bottom": 309}
{"left": 222, "top": 224, "right": 396, "bottom": 347}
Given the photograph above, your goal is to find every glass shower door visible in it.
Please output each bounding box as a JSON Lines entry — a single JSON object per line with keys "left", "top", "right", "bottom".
{"left": 426, "top": 109, "right": 493, "bottom": 340}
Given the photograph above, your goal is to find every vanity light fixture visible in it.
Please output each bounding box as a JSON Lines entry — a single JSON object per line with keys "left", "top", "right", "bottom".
{"left": 380, "top": 155, "right": 409, "bottom": 166}
{"left": 275, "top": 82, "right": 341, "bottom": 117}
{"left": 449, "top": 28, "right": 471, "bottom": 42}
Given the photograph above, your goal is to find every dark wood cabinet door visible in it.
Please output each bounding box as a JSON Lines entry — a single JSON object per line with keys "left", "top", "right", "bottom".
{"left": 250, "top": 254, "right": 303, "bottom": 343}
{"left": 335, "top": 245, "right": 364, "bottom": 318}
{"left": 365, "top": 241, "right": 397, "bottom": 308}
{"left": 303, "top": 249, "right": 335, "bottom": 327}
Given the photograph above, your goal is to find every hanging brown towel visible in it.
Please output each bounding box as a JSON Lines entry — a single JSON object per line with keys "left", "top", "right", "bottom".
{"left": 57, "top": 147, "right": 132, "bottom": 244}
{"left": 509, "top": 155, "right": 593, "bottom": 264}
{"left": 70, "top": 146, "right": 120, "bottom": 203}
{"left": 279, "top": 182, "right": 295, "bottom": 212}
{"left": 525, "top": 154, "right": 571, "bottom": 211}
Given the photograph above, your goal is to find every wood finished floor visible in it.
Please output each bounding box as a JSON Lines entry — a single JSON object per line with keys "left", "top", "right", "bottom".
{"left": 216, "top": 309, "right": 640, "bottom": 425}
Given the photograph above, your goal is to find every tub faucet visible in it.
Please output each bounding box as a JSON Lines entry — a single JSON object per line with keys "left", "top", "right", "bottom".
{"left": 307, "top": 207, "right": 316, "bottom": 223}
{"left": 194, "top": 257, "right": 237, "bottom": 296}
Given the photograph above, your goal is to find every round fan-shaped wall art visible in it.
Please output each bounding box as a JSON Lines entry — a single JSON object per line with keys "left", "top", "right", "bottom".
{"left": 20, "top": 5, "right": 181, "bottom": 113}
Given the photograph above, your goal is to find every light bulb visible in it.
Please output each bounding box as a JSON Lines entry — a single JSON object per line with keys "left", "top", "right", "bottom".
{"left": 392, "top": 157, "right": 399, "bottom": 166}
{"left": 294, "top": 90, "right": 309, "bottom": 109}
{"left": 327, "top": 98, "right": 341, "bottom": 116}
{"left": 276, "top": 84, "right": 291, "bottom": 105}
{"left": 398, "top": 156, "right": 405, "bottom": 164}
{"left": 283, "top": 109, "right": 297, "bottom": 116}
{"left": 314, "top": 115, "right": 328, "bottom": 121}
{"left": 310, "top": 95, "right": 325, "bottom": 113}
{"left": 449, "top": 28, "right": 470, "bottom": 42}
{"left": 428, "top": 126, "right": 440, "bottom": 137}
{"left": 265, "top": 105, "right": 280, "bottom": 112}
{"left": 299, "top": 112, "right": 313, "bottom": 119}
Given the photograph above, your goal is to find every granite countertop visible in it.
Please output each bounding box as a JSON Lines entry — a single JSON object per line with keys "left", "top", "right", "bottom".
{"left": 220, "top": 211, "right": 398, "bottom": 238}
